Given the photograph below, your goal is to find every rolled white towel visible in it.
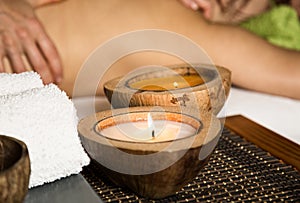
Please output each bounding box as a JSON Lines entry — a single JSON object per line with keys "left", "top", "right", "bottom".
{"left": 0, "top": 71, "right": 43, "bottom": 96}
{"left": 0, "top": 77, "right": 90, "bottom": 187}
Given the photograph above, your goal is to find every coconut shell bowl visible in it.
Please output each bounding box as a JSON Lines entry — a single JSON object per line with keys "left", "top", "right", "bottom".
{"left": 0, "top": 135, "right": 30, "bottom": 203}
{"left": 103, "top": 64, "right": 231, "bottom": 116}
{"left": 78, "top": 106, "right": 222, "bottom": 199}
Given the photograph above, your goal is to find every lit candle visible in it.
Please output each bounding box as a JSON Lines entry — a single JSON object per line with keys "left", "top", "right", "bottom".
{"left": 99, "top": 114, "right": 197, "bottom": 142}
{"left": 129, "top": 75, "right": 204, "bottom": 91}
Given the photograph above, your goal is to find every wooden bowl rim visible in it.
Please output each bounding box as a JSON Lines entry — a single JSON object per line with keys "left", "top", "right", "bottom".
{"left": 104, "top": 63, "right": 230, "bottom": 94}
{"left": 78, "top": 107, "right": 222, "bottom": 151}
{"left": 0, "top": 135, "right": 29, "bottom": 175}
{"left": 93, "top": 110, "right": 203, "bottom": 144}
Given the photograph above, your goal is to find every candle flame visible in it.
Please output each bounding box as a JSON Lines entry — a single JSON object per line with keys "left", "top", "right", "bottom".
{"left": 173, "top": 82, "right": 178, "bottom": 88}
{"left": 147, "top": 113, "right": 155, "bottom": 138}
{"left": 147, "top": 113, "right": 153, "bottom": 128}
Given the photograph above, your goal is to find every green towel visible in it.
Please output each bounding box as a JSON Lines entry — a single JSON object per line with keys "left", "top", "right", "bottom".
{"left": 241, "top": 5, "right": 300, "bottom": 51}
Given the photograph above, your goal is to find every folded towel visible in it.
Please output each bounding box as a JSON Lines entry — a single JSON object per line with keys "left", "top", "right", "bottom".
{"left": 0, "top": 71, "right": 43, "bottom": 96}
{"left": 241, "top": 5, "right": 300, "bottom": 51}
{"left": 0, "top": 72, "right": 90, "bottom": 188}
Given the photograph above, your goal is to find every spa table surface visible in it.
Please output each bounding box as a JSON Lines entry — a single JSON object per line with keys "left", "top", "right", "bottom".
{"left": 25, "top": 87, "right": 300, "bottom": 203}
{"left": 24, "top": 174, "right": 103, "bottom": 203}
{"left": 24, "top": 115, "right": 299, "bottom": 203}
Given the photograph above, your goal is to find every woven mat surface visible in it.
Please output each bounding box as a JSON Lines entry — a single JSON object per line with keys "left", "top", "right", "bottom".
{"left": 81, "top": 129, "right": 300, "bottom": 202}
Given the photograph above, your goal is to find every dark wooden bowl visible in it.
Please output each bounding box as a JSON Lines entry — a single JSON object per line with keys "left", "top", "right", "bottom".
{"left": 0, "top": 135, "right": 31, "bottom": 203}
{"left": 78, "top": 107, "right": 222, "bottom": 199}
{"left": 103, "top": 64, "right": 231, "bottom": 116}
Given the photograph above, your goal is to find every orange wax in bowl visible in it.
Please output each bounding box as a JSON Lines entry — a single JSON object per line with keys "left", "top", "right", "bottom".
{"left": 129, "top": 74, "right": 204, "bottom": 91}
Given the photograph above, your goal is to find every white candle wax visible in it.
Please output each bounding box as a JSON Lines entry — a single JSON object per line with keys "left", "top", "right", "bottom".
{"left": 100, "top": 120, "right": 196, "bottom": 142}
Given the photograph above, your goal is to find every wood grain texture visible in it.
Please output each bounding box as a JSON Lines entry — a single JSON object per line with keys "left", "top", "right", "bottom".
{"left": 78, "top": 107, "right": 222, "bottom": 198}
{"left": 0, "top": 135, "right": 30, "bottom": 203}
{"left": 104, "top": 64, "right": 231, "bottom": 116}
{"left": 225, "top": 115, "right": 300, "bottom": 171}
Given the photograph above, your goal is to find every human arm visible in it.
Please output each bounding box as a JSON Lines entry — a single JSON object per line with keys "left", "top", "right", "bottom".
{"left": 0, "top": 0, "right": 63, "bottom": 84}
{"left": 176, "top": 0, "right": 300, "bottom": 99}
{"left": 198, "top": 21, "right": 300, "bottom": 99}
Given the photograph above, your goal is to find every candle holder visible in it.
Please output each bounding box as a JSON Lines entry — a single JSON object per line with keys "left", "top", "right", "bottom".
{"left": 0, "top": 135, "right": 30, "bottom": 203}
{"left": 78, "top": 106, "right": 222, "bottom": 199}
{"left": 104, "top": 64, "right": 231, "bottom": 116}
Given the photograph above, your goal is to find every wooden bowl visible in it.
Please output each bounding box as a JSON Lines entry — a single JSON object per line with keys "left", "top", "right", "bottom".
{"left": 103, "top": 64, "right": 231, "bottom": 115}
{"left": 78, "top": 106, "right": 222, "bottom": 199}
{"left": 0, "top": 135, "right": 30, "bottom": 203}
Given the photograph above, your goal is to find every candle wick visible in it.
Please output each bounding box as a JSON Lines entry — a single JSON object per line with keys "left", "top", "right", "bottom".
{"left": 152, "top": 130, "right": 155, "bottom": 138}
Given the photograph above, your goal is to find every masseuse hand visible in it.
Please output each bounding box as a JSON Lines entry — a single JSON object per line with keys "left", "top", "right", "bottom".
{"left": 0, "top": 0, "right": 63, "bottom": 84}
{"left": 177, "top": 0, "right": 271, "bottom": 24}
{"left": 178, "top": 0, "right": 211, "bottom": 19}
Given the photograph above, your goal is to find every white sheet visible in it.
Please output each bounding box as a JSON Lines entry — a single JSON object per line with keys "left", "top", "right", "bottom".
{"left": 73, "top": 87, "right": 300, "bottom": 145}
{"left": 224, "top": 87, "right": 300, "bottom": 145}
